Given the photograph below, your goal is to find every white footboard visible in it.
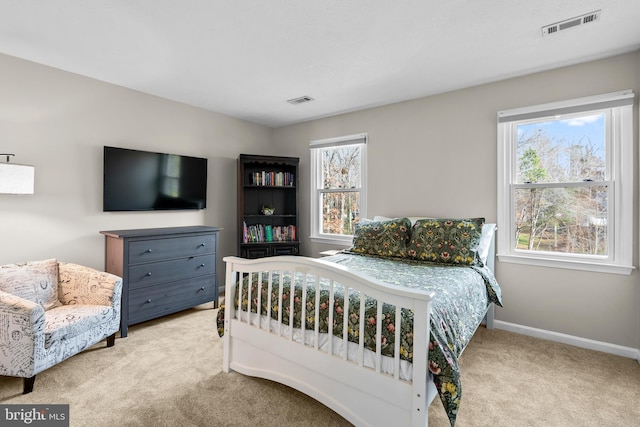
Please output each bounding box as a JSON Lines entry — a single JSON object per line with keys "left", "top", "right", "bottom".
{"left": 222, "top": 255, "right": 436, "bottom": 427}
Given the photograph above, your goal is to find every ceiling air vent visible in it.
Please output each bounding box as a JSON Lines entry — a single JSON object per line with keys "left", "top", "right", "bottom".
{"left": 542, "top": 10, "right": 601, "bottom": 36}
{"left": 287, "top": 96, "right": 314, "bottom": 105}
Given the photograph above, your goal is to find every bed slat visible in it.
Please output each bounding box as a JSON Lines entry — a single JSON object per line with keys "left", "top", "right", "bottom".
{"left": 328, "top": 279, "right": 335, "bottom": 355}
{"left": 301, "top": 273, "right": 307, "bottom": 339}
{"left": 288, "top": 271, "right": 295, "bottom": 341}
{"left": 277, "top": 271, "right": 284, "bottom": 336}
{"left": 375, "top": 300, "right": 382, "bottom": 373}
{"left": 236, "top": 272, "right": 243, "bottom": 322}
{"left": 342, "top": 284, "right": 349, "bottom": 360}
{"left": 358, "top": 290, "right": 365, "bottom": 367}
{"left": 267, "top": 272, "right": 273, "bottom": 330}
{"left": 314, "top": 275, "right": 320, "bottom": 350}
{"left": 247, "top": 272, "right": 253, "bottom": 325}
{"left": 256, "top": 272, "right": 263, "bottom": 329}
{"left": 394, "top": 304, "right": 402, "bottom": 380}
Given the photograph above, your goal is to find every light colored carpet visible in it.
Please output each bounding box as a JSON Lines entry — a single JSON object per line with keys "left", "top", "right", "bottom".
{"left": 1, "top": 306, "right": 638, "bottom": 426}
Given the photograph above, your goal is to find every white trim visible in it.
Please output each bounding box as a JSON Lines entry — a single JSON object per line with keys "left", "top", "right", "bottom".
{"left": 497, "top": 253, "right": 634, "bottom": 275}
{"left": 494, "top": 320, "right": 640, "bottom": 360}
{"left": 497, "top": 89, "right": 634, "bottom": 122}
{"left": 310, "top": 132, "right": 368, "bottom": 147}
{"left": 309, "top": 234, "right": 353, "bottom": 246}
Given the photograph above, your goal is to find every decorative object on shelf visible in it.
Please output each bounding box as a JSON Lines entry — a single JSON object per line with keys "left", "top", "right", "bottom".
{"left": 261, "top": 205, "right": 275, "bottom": 216}
{"left": 0, "top": 153, "right": 35, "bottom": 194}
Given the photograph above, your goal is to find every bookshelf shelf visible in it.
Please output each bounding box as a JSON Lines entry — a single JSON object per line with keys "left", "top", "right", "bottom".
{"left": 237, "top": 154, "right": 300, "bottom": 258}
{"left": 243, "top": 214, "right": 297, "bottom": 218}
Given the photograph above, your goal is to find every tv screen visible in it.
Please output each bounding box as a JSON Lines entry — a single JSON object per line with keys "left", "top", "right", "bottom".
{"left": 103, "top": 146, "right": 207, "bottom": 212}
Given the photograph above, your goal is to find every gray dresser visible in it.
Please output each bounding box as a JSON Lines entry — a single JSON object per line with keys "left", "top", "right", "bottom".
{"left": 100, "top": 226, "right": 220, "bottom": 337}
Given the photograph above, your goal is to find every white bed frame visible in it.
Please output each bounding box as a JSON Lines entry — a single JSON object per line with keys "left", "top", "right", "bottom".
{"left": 222, "top": 239, "right": 495, "bottom": 426}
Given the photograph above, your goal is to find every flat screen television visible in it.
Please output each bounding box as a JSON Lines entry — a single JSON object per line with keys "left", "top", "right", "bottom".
{"left": 103, "top": 146, "right": 207, "bottom": 212}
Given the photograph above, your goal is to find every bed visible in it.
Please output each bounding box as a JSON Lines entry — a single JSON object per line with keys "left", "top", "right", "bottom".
{"left": 217, "top": 217, "right": 503, "bottom": 426}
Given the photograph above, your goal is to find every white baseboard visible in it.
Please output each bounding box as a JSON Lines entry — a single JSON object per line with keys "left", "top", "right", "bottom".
{"left": 494, "top": 320, "right": 640, "bottom": 363}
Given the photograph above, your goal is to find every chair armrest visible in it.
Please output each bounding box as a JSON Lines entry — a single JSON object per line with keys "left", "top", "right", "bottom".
{"left": 58, "top": 263, "right": 123, "bottom": 310}
{"left": 0, "top": 290, "right": 46, "bottom": 377}
{"left": 0, "top": 289, "right": 45, "bottom": 338}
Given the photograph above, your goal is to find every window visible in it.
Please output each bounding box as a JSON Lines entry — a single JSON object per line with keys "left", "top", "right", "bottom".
{"left": 497, "top": 90, "right": 634, "bottom": 274}
{"left": 310, "top": 133, "right": 367, "bottom": 244}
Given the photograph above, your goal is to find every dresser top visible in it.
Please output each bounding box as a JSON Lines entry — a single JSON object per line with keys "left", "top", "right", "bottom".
{"left": 100, "top": 225, "right": 220, "bottom": 239}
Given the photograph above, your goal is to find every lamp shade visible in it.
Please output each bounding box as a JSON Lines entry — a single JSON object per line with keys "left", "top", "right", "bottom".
{"left": 0, "top": 162, "right": 35, "bottom": 194}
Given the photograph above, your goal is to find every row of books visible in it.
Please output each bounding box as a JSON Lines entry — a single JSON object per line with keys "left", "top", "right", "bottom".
{"left": 243, "top": 222, "right": 297, "bottom": 243}
{"left": 249, "top": 171, "right": 295, "bottom": 187}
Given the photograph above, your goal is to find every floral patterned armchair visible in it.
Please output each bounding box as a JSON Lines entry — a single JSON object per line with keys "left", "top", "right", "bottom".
{"left": 0, "top": 259, "right": 122, "bottom": 393}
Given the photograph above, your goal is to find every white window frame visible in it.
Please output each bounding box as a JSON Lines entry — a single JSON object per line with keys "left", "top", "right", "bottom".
{"left": 309, "top": 133, "right": 368, "bottom": 245}
{"left": 497, "top": 90, "right": 634, "bottom": 275}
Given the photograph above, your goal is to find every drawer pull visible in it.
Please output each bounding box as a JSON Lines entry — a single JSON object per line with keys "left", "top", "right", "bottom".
{"left": 200, "top": 243, "right": 206, "bottom": 247}
{"left": 146, "top": 272, "right": 152, "bottom": 276}
{"left": 200, "top": 286, "right": 205, "bottom": 291}
{"left": 145, "top": 249, "right": 153, "bottom": 253}
{"left": 199, "top": 263, "right": 205, "bottom": 268}
{"left": 146, "top": 299, "right": 152, "bottom": 303}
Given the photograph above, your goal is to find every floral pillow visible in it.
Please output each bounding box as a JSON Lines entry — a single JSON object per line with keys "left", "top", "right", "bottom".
{"left": 407, "top": 218, "right": 485, "bottom": 265}
{"left": 0, "top": 258, "right": 61, "bottom": 310}
{"left": 349, "top": 217, "right": 412, "bottom": 258}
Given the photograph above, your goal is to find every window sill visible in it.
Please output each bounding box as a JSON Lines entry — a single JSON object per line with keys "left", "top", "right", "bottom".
{"left": 497, "top": 253, "right": 634, "bottom": 275}
{"left": 309, "top": 234, "right": 353, "bottom": 247}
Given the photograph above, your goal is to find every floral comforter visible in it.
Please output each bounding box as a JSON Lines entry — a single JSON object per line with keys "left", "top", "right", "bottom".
{"left": 216, "top": 253, "right": 502, "bottom": 426}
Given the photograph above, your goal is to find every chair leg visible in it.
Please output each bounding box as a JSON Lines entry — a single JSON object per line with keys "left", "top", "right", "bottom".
{"left": 106, "top": 333, "right": 116, "bottom": 347}
{"left": 23, "top": 376, "right": 36, "bottom": 394}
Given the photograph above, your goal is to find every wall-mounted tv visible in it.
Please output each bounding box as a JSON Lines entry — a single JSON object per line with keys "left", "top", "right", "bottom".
{"left": 103, "top": 146, "right": 207, "bottom": 212}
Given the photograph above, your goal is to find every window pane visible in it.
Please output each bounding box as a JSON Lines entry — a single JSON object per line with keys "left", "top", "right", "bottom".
{"left": 514, "top": 185, "right": 608, "bottom": 255}
{"left": 321, "top": 145, "right": 361, "bottom": 189}
{"left": 516, "top": 113, "right": 606, "bottom": 184}
{"left": 322, "top": 192, "right": 360, "bottom": 235}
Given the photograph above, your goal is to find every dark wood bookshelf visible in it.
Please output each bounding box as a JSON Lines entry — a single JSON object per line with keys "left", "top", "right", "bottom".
{"left": 237, "top": 154, "right": 299, "bottom": 258}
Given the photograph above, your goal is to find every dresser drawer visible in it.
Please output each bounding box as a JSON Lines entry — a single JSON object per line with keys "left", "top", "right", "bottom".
{"left": 128, "top": 234, "right": 216, "bottom": 264}
{"left": 128, "top": 255, "right": 214, "bottom": 289}
{"left": 128, "top": 275, "right": 215, "bottom": 325}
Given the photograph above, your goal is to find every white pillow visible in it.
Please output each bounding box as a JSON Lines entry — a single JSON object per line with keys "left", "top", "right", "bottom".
{"left": 476, "top": 223, "right": 496, "bottom": 266}
{"left": 373, "top": 216, "right": 431, "bottom": 226}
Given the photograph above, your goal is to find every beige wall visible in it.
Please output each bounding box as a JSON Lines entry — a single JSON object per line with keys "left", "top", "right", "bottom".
{"left": 1, "top": 50, "right": 638, "bottom": 351}
{"left": 272, "top": 51, "right": 640, "bottom": 349}
{"left": 0, "top": 53, "right": 272, "bottom": 277}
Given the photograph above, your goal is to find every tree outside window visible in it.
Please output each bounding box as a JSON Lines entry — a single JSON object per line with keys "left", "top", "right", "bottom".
{"left": 514, "top": 114, "right": 608, "bottom": 255}
{"left": 321, "top": 145, "right": 362, "bottom": 235}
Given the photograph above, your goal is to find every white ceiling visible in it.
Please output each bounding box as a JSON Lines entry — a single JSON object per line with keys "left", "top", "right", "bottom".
{"left": 1, "top": 1, "right": 639, "bottom": 128}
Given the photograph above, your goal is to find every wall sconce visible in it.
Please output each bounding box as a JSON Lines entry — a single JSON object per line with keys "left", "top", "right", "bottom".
{"left": 0, "top": 154, "right": 35, "bottom": 194}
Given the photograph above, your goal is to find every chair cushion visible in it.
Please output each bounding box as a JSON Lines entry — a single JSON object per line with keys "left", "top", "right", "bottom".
{"left": 0, "top": 259, "right": 61, "bottom": 310}
{"left": 44, "top": 304, "right": 115, "bottom": 349}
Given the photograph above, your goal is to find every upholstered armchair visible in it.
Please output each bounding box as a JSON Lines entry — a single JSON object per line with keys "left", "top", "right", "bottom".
{"left": 0, "top": 259, "right": 122, "bottom": 393}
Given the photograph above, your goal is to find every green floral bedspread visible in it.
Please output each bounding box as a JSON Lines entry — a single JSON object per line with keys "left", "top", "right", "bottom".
{"left": 216, "top": 253, "right": 502, "bottom": 426}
